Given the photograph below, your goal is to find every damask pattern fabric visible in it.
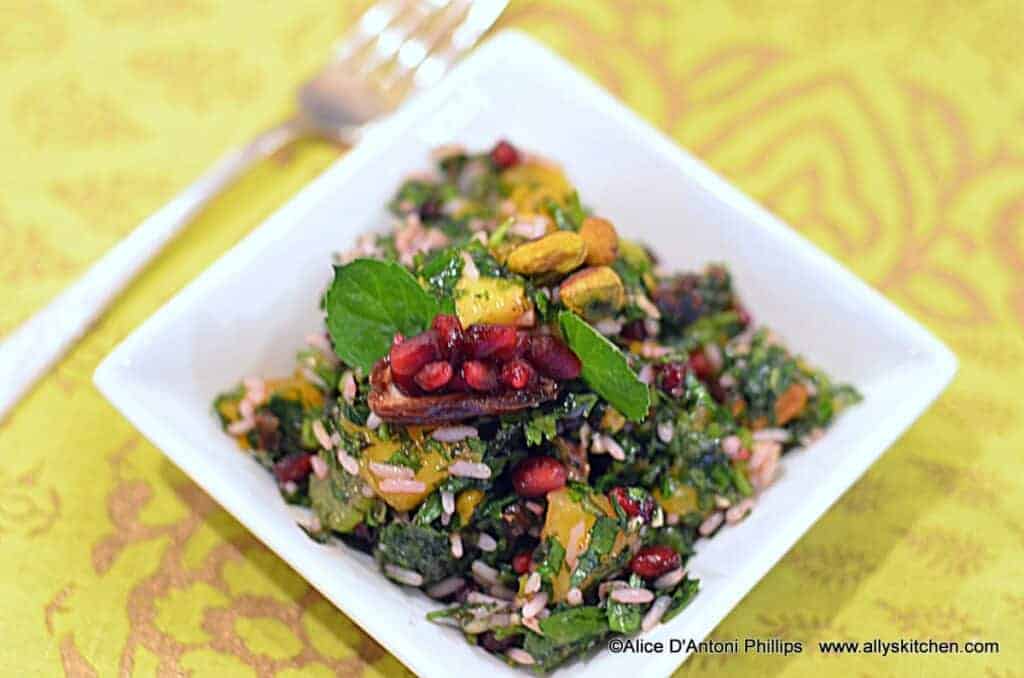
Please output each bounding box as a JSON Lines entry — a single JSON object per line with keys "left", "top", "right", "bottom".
{"left": 1, "top": 1, "right": 1021, "bottom": 676}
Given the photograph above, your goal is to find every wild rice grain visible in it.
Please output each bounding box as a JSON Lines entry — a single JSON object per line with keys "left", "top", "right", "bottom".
{"left": 610, "top": 587, "right": 655, "bottom": 604}
{"left": 565, "top": 520, "right": 586, "bottom": 569}
{"left": 369, "top": 462, "right": 415, "bottom": 480}
{"left": 489, "top": 584, "right": 517, "bottom": 601}
{"left": 525, "top": 501, "right": 544, "bottom": 516}
{"left": 450, "top": 533, "right": 464, "bottom": 559}
{"left": 725, "top": 498, "right": 755, "bottom": 524}
{"left": 598, "top": 581, "right": 627, "bottom": 601}
{"left": 448, "top": 460, "right": 491, "bottom": 479}
{"left": 653, "top": 567, "right": 685, "bottom": 590}
{"left": 337, "top": 450, "right": 360, "bottom": 476}
{"left": 472, "top": 560, "right": 499, "bottom": 586}
{"left": 312, "top": 420, "right": 333, "bottom": 450}
{"left": 604, "top": 436, "right": 626, "bottom": 461}
{"left": 340, "top": 371, "right": 357, "bottom": 404}
{"left": 522, "top": 616, "right": 543, "bottom": 635}
{"left": 506, "top": 649, "right": 535, "bottom": 666}
{"left": 378, "top": 479, "right": 426, "bottom": 494}
{"left": 521, "top": 592, "right": 548, "bottom": 619}
{"left": 477, "top": 533, "right": 497, "bottom": 552}
{"left": 310, "top": 455, "right": 329, "bottom": 480}
{"left": 426, "top": 576, "right": 465, "bottom": 599}
{"left": 433, "top": 425, "right": 479, "bottom": 443}
{"left": 641, "top": 596, "right": 673, "bottom": 632}
{"left": 699, "top": 511, "right": 725, "bottom": 536}
{"left": 466, "top": 592, "right": 509, "bottom": 607}
{"left": 384, "top": 564, "right": 424, "bottom": 587}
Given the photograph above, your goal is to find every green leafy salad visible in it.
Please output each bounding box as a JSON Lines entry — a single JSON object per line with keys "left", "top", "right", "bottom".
{"left": 214, "top": 140, "right": 860, "bottom": 672}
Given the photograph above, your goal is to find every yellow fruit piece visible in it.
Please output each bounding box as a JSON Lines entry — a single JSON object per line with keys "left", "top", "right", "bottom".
{"left": 655, "top": 484, "right": 699, "bottom": 516}
{"left": 506, "top": 231, "right": 587, "bottom": 276}
{"left": 541, "top": 488, "right": 622, "bottom": 601}
{"left": 455, "top": 276, "right": 532, "bottom": 326}
{"left": 504, "top": 161, "right": 573, "bottom": 213}
{"left": 579, "top": 217, "right": 619, "bottom": 266}
{"left": 360, "top": 440, "right": 449, "bottom": 512}
{"left": 456, "top": 489, "right": 484, "bottom": 525}
{"left": 599, "top": 407, "right": 626, "bottom": 434}
{"left": 267, "top": 373, "right": 325, "bottom": 408}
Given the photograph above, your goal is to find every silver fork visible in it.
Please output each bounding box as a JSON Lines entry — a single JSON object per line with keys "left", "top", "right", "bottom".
{"left": 0, "top": 0, "right": 508, "bottom": 423}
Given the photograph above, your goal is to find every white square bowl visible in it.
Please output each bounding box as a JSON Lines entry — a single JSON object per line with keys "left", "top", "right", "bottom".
{"left": 94, "top": 30, "right": 956, "bottom": 678}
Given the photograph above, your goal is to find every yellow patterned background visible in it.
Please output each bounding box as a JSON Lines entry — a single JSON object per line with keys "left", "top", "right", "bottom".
{"left": 1, "top": 1, "right": 1022, "bottom": 675}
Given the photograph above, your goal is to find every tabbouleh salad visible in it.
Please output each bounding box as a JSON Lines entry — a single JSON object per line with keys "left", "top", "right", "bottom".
{"left": 214, "top": 140, "right": 860, "bottom": 672}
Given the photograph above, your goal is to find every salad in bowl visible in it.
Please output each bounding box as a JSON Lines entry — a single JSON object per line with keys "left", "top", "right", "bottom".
{"left": 214, "top": 140, "right": 859, "bottom": 672}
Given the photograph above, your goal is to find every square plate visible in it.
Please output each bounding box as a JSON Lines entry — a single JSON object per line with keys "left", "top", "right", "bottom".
{"left": 94, "top": 30, "right": 957, "bottom": 677}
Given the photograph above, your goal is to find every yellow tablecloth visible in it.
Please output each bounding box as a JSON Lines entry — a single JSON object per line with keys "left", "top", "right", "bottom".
{"left": 2, "top": 2, "right": 1021, "bottom": 675}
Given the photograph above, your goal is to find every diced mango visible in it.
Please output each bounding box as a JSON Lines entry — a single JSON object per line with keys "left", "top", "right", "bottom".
{"left": 456, "top": 489, "right": 485, "bottom": 525}
{"left": 503, "top": 161, "right": 573, "bottom": 213}
{"left": 655, "top": 484, "right": 698, "bottom": 516}
{"left": 266, "top": 374, "right": 325, "bottom": 408}
{"left": 541, "top": 488, "right": 623, "bottom": 601}
{"left": 360, "top": 440, "right": 449, "bottom": 512}
{"left": 455, "top": 276, "right": 532, "bottom": 327}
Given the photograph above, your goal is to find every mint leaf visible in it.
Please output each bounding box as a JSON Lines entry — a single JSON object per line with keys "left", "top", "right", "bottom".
{"left": 325, "top": 259, "right": 440, "bottom": 373}
{"left": 558, "top": 311, "right": 651, "bottom": 422}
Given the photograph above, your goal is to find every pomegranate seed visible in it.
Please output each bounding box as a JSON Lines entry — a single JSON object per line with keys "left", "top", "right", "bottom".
{"left": 414, "top": 361, "right": 453, "bottom": 391}
{"left": 608, "top": 486, "right": 655, "bottom": 521}
{"left": 688, "top": 350, "right": 714, "bottom": 381}
{"left": 390, "top": 331, "right": 439, "bottom": 376}
{"left": 658, "top": 362, "right": 687, "bottom": 394}
{"left": 273, "top": 453, "right": 313, "bottom": 483}
{"left": 432, "top": 314, "right": 465, "bottom": 361}
{"left": 492, "top": 330, "right": 530, "bottom": 362}
{"left": 465, "top": 324, "right": 518, "bottom": 359}
{"left": 511, "top": 456, "right": 567, "bottom": 498}
{"left": 500, "top": 359, "right": 535, "bottom": 390}
{"left": 462, "top": 360, "right": 498, "bottom": 391}
{"left": 512, "top": 550, "right": 534, "bottom": 575}
{"left": 490, "top": 140, "right": 520, "bottom": 170}
{"left": 392, "top": 370, "right": 421, "bottom": 396}
{"left": 620, "top": 319, "right": 647, "bottom": 341}
{"left": 527, "top": 335, "right": 581, "bottom": 380}
{"left": 629, "top": 545, "right": 681, "bottom": 579}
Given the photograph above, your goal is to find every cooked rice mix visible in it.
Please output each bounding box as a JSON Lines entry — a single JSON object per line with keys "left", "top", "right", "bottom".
{"left": 214, "top": 141, "right": 860, "bottom": 672}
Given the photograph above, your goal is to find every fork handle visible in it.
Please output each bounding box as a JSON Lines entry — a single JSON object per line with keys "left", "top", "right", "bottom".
{"left": 0, "top": 117, "right": 306, "bottom": 423}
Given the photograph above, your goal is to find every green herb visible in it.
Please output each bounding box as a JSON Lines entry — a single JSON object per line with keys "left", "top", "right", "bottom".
{"left": 538, "top": 606, "right": 609, "bottom": 644}
{"left": 413, "top": 491, "right": 443, "bottom": 526}
{"left": 324, "top": 259, "right": 441, "bottom": 373}
{"left": 559, "top": 311, "right": 651, "bottom": 422}
{"left": 569, "top": 516, "right": 619, "bottom": 588}
{"left": 535, "top": 537, "right": 566, "bottom": 583}
{"left": 376, "top": 523, "right": 460, "bottom": 584}
{"left": 662, "top": 576, "right": 700, "bottom": 623}
{"left": 386, "top": 448, "right": 423, "bottom": 472}
{"left": 606, "top": 599, "right": 642, "bottom": 633}
{"left": 309, "top": 454, "right": 372, "bottom": 533}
